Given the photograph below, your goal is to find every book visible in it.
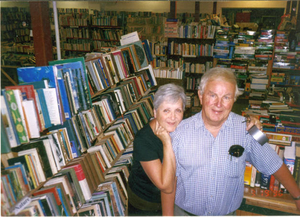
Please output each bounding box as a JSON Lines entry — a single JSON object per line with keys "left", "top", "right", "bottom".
{"left": 77, "top": 204, "right": 102, "bottom": 216}
{"left": 5, "top": 84, "right": 43, "bottom": 132}
{"left": 111, "top": 49, "right": 129, "bottom": 79}
{"left": 62, "top": 162, "right": 92, "bottom": 201}
{"left": 35, "top": 89, "right": 52, "bottom": 129}
{"left": 54, "top": 167, "right": 86, "bottom": 209}
{"left": 7, "top": 155, "right": 35, "bottom": 190}
{"left": 48, "top": 57, "right": 92, "bottom": 110}
{"left": 17, "top": 65, "right": 65, "bottom": 125}
{"left": 1, "top": 93, "right": 20, "bottom": 147}
{"left": 244, "top": 161, "right": 252, "bottom": 185}
{"left": 4, "top": 89, "right": 29, "bottom": 144}
{"left": 33, "top": 187, "right": 62, "bottom": 216}
{"left": 1, "top": 115, "right": 12, "bottom": 154}
{"left": 17, "top": 148, "right": 46, "bottom": 183}
{"left": 21, "top": 99, "right": 40, "bottom": 138}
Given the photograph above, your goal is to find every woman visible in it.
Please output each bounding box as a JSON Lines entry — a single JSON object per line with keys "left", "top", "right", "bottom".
{"left": 128, "top": 83, "right": 184, "bottom": 215}
{"left": 127, "top": 83, "right": 261, "bottom": 216}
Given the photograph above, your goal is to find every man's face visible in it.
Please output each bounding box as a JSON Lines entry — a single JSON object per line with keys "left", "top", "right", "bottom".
{"left": 154, "top": 99, "right": 184, "bottom": 133}
{"left": 198, "top": 79, "right": 235, "bottom": 127}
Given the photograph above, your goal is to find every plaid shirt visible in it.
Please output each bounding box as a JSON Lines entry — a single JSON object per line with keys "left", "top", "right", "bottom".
{"left": 171, "top": 112, "right": 283, "bottom": 215}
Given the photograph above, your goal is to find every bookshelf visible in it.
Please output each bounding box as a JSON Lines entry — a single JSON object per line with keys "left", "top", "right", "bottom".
{"left": 58, "top": 8, "right": 91, "bottom": 58}
{"left": 237, "top": 186, "right": 300, "bottom": 215}
{"left": 1, "top": 7, "right": 35, "bottom": 67}
{"left": 90, "top": 10, "right": 124, "bottom": 51}
{"left": 126, "top": 12, "right": 166, "bottom": 42}
{"left": 167, "top": 37, "right": 215, "bottom": 92}
{"left": 1, "top": 33, "right": 157, "bottom": 215}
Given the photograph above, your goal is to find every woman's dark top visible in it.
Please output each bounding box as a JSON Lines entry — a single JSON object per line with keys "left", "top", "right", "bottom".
{"left": 128, "top": 123, "right": 163, "bottom": 203}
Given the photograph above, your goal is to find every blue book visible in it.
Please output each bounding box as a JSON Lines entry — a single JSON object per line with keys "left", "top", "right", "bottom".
{"left": 111, "top": 181, "right": 124, "bottom": 216}
{"left": 260, "top": 173, "right": 271, "bottom": 190}
{"left": 56, "top": 187, "right": 70, "bottom": 216}
{"left": 55, "top": 62, "right": 88, "bottom": 112}
{"left": 142, "top": 39, "right": 153, "bottom": 62}
{"left": 55, "top": 68, "right": 72, "bottom": 120}
{"left": 63, "top": 68, "right": 80, "bottom": 113}
{"left": 17, "top": 66, "right": 57, "bottom": 88}
{"left": 36, "top": 89, "right": 52, "bottom": 129}
{"left": 48, "top": 57, "right": 92, "bottom": 109}
{"left": 97, "top": 59, "right": 110, "bottom": 88}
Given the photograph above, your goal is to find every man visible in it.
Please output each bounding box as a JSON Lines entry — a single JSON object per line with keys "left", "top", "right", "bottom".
{"left": 163, "top": 67, "right": 300, "bottom": 216}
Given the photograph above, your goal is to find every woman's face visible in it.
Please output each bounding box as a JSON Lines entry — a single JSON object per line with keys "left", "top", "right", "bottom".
{"left": 154, "top": 98, "right": 184, "bottom": 133}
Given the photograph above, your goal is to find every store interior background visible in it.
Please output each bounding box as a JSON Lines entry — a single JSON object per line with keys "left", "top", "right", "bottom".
{"left": 1, "top": 1, "right": 293, "bottom": 114}
{"left": 1, "top": 1, "right": 300, "bottom": 216}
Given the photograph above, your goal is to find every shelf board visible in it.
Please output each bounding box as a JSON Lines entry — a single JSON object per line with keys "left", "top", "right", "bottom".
{"left": 243, "top": 186, "right": 300, "bottom": 215}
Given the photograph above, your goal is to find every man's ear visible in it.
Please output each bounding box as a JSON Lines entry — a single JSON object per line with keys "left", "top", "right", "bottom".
{"left": 198, "top": 90, "right": 203, "bottom": 105}
{"left": 153, "top": 109, "right": 157, "bottom": 118}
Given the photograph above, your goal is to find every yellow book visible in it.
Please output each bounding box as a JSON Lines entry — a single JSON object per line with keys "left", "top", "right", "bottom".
{"left": 244, "top": 161, "right": 252, "bottom": 185}
{"left": 25, "top": 155, "right": 38, "bottom": 188}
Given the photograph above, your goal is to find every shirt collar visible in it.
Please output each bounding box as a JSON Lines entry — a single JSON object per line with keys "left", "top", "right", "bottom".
{"left": 195, "top": 111, "right": 235, "bottom": 129}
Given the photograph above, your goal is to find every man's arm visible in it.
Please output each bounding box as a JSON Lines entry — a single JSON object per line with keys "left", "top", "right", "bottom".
{"left": 161, "top": 178, "right": 176, "bottom": 216}
{"left": 273, "top": 163, "right": 300, "bottom": 210}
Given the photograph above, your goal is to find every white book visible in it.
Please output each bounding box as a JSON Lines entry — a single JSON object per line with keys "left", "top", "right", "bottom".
{"left": 48, "top": 132, "right": 66, "bottom": 168}
{"left": 114, "top": 89, "right": 126, "bottom": 113}
{"left": 43, "top": 88, "right": 61, "bottom": 125}
{"left": 22, "top": 100, "right": 40, "bottom": 138}
{"left": 98, "top": 145, "right": 112, "bottom": 168}
{"left": 120, "top": 31, "right": 140, "bottom": 46}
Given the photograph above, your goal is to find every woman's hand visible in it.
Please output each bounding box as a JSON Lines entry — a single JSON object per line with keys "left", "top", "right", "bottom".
{"left": 153, "top": 120, "right": 172, "bottom": 145}
{"left": 245, "top": 115, "right": 262, "bottom": 131}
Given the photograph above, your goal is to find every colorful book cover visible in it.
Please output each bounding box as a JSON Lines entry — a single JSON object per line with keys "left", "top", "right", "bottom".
{"left": 4, "top": 90, "right": 29, "bottom": 144}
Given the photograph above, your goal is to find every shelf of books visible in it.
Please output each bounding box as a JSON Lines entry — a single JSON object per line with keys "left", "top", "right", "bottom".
{"left": 1, "top": 7, "right": 35, "bottom": 67}
{"left": 1, "top": 31, "right": 157, "bottom": 216}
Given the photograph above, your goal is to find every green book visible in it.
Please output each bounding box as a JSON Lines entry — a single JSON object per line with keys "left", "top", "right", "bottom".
{"left": 5, "top": 89, "right": 29, "bottom": 144}
{"left": 1, "top": 116, "right": 11, "bottom": 154}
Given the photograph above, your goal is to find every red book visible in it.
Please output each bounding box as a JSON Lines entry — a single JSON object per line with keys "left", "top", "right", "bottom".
{"left": 33, "top": 186, "right": 62, "bottom": 206}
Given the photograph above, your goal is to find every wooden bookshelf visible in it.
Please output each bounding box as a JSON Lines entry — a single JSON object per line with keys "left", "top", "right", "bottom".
{"left": 238, "top": 186, "right": 300, "bottom": 215}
